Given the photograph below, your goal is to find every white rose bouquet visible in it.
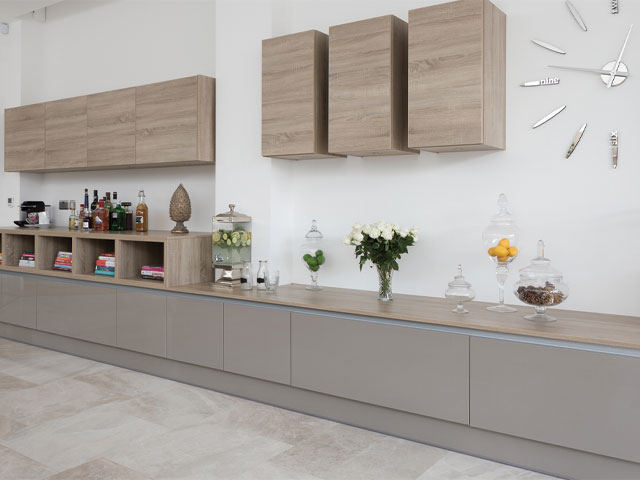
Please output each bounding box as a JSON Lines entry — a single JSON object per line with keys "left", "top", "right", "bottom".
{"left": 344, "top": 221, "right": 418, "bottom": 301}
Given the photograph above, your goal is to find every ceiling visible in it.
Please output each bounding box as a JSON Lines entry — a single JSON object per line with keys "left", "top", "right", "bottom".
{"left": 0, "top": 0, "right": 64, "bottom": 23}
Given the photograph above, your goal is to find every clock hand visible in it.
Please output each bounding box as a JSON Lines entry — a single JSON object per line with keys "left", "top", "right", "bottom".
{"left": 607, "top": 24, "right": 633, "bottom": 88}
{"left": 549, "top": 65, "right": 629, "bottom": 77}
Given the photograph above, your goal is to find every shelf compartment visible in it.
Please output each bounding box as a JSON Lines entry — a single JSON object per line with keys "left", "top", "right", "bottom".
{"left": 4, "top": 233, "right": 36, "bottom": 267}
{"left": 75, "top": 237, "right": 116, "bottom": 276}
{"left": 37, "top": 235, "right": 73, "bottom": 271}
{"left": 117, "top": 240, "right": 165, "bottom": 284}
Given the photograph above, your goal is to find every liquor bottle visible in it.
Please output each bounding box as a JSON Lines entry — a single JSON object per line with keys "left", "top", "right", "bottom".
{"left": 93, "top": 199, "right": 109, "bottom": 232}
{"left": 68, "top": 200, "right": 78, "bottom": 231}
{"left": 81, "top": 205, "right": 91, "bottom": 232}
{"left": 110, "top": 192, "right": 126, "bottom": 231}
{"left": 136, "top": 190, "right": 149, "bottom": 232}
{"left": 90, "top": 189, "right": 99, "bottom": 229}
{"left": 84, "top": 189, "right": 89, "bottom": 211}
{"left": 122, "top": 202, "right": 133, "bottom": 230}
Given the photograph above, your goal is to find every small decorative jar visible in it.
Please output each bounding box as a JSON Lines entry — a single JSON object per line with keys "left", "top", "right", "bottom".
{"left": 212, "top": 204, "right": 252, "bottom": 287}
{"left": 445, "top": 265, "right": 475, "bottom": 314}
{"left": 514, "top": 240, "right": 569, "bottom": 322}
{"left": 300, "top": 220, "right": 325, "bottom": 290}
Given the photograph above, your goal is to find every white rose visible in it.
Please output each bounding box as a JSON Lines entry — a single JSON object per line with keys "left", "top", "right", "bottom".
{"left": 381, "top": 228, "right": 393, "bottom": 241}
{"left": 352, "top": 231, "right": 364, "bottom": 243}
{"left": 399, "top": 228, "right": 408, "bottom": 238}
{"left": 392, "top": 224, "right": 400, "bottom": 232}
{"left": 412, "top": 234, "right": 419, "bottom": 242}
{"left": 369, "top": 227, "right": 381, "bottom": 239}
{"left": 362, "top": 224, "right": 372, "bottom": 235}
{"left": 410, "top": 227, "right": 419, "bottom": 236}
{"left": 376, "top": 220, "right": 387, "bottom": 230}
{"left": 352, "top": 222, "right": 362, "bottom": 232}
{"left": 342, "top": 235, "right": 353, "bottom": 246}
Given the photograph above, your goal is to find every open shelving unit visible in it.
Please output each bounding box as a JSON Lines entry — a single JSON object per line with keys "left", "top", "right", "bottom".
{"left": 0, "top": 227, "right": 212, "bottom": 291}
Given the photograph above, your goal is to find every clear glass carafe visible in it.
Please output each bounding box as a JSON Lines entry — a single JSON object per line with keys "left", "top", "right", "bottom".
{"left": 240, "top": 261, "right": 253, "bottom": 290}
{"left": 482, "top": 194, "right": 521, "bottom": 313}
{"left": 300, "top": 220, "right": 325, "bottom": 290}
{"left": 256, "top": 260, "right": 268, "bottom": 291}
{"left": 514, "top": 240, "right": 569, "bottom": 322}
{"left": 445, "top": 265, "right": 475, "bottom": 314}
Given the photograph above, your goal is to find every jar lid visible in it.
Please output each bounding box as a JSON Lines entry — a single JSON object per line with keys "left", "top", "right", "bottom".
{"left": 519, "top": 240, "right": 563, "bottom": 283}
{"left": 214, "top": 204, "right": 251, "bottom": 222}
{"left": 489, "top": 193, "right": 516, "bottom": 226}
{"left": 305, "top": 220, "right": 323, "bottom": 239}
{"left": 447, "top": 264, "right": 472, "bottom": 289}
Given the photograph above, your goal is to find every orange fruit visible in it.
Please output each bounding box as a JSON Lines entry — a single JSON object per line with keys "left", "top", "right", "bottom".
{"left": 497, "top": 255, "right": 509, "bottom": 262}
{"left": 508, "top": 246, "right": 518, "bottom": 257}
{"left": 493, "top": 245, "right": 508, "bottom": 258}
{"left": 499, "top": 238, "right": 510, "bottom": 248}
{"left": 488, "top": 247, "right": 496, "bottom": 256}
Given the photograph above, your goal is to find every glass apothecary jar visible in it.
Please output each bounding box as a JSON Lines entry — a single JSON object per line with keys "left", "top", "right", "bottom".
{"left": 482, "top": 193, "right": 521, "bottom": 313}
{"left": 300, "top": 220, "right": 325, "bottom": 290}
{"left": 514, "top": 240, "right": 569, "bottom": 322}
{"left": 212, "top": 204, "right": 252, "bottom": 287}
{"left": 445, "top": 265, "right": 475, "bottom": 314}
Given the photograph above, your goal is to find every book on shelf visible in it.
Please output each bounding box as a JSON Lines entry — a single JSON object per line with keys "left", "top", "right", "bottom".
{"left": 19, "top": 253, "right": 35, "bottom": 268}
{"left": 141, "top": 274, "right": 164, "bottom": 281}
{"left": 95, "top": 260, "right": 116, "bottom": 267}
{"left": 53, "top": 250, "right": 73, "bottom": 272}
{"left": 141, "top": 270, "right": 164, "bottom": 277}
{"left": 141, "top": 265, "right": 164, "bottom": 272}
{"left": 94, "top": 269, "right": 115, "bottom": 277}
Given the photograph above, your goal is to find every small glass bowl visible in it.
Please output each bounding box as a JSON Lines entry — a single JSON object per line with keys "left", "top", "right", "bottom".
{"left": 445, "top": 265, "right": 475, "bottom": 314}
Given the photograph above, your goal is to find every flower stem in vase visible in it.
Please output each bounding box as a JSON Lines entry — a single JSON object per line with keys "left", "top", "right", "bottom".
{"left": 376, "top": 264, "right": 393, "bottom": 302}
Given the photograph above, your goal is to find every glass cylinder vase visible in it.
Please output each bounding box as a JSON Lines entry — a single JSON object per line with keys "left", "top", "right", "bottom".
{"left": 376, "top": 265, "right": 393, "bottom": 302}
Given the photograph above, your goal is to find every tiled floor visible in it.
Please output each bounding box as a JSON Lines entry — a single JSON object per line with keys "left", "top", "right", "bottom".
{"left": 0, "top": 337, "right": 558, "bottom": 479}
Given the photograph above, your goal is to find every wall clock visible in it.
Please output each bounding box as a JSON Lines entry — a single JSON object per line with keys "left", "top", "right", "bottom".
{"left": 524, "top": 0, "right": 632, "bottom": 167}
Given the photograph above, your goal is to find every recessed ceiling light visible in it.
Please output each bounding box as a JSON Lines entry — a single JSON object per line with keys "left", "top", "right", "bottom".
{"left": 0, "top": 23, "right": 9, "bottom": 35}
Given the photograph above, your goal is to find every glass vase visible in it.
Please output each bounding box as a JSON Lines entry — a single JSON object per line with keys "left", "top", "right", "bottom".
{"left": 376, "top": 265, "right": 393, "bottom": 302}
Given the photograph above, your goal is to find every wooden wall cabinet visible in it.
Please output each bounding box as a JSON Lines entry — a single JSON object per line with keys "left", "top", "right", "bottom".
{"left": 45, "top": 96, "right": 88, "bottom": 170}
{"left": 262, "top": 30, "right": 339, "bottom": 160}
{"left": 329, "top": 15, "right": 416, "bottom": 157}
{"left": 4, "top": 75, "right": 215, "bottom": 172}
{"left": 408, "top": 0, "right": 506, "bottom": 152}
{"left": 136, "top": 75, "right": 215, "bottom": 166}
{"left": 4, "top": 104, "right": 45, "bottom": 172}
{"left": 88, "top": 87, "right": 136, "bottom": 168}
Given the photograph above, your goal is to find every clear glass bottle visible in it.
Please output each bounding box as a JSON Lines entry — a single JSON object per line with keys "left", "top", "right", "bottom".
{"left": 240, "top": 261, "right": 253, "bottom": 290}
{"left": 136, "top": 190, "right": 149, "bottom": 232}
{"left": 300, "top": 220, "right": 325, "bottom": 290}
{"left": 110, "top": 192, "right": 126, "bottom": 231}
{"left": 81, "top": 205, "right": 91, "bottom": 232}
{"left": 514, "top": 240, "right": 569, "bottom": 322}
{"left": 68, "top": 200, "right": 78, "bottom": 231}
{"left": 444, "top": 265, "right": 475, "bottom": 314}
{"left": 93, "top": 199, "right": 109, "bottom": 231}
{"left": 256, "top": 260, "right": 268, "bottom": 290}
{"left": 482, "top": 193, "right": 521, "bottom": 313}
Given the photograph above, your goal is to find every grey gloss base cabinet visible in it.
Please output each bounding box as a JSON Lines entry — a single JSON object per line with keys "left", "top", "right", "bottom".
{"left": 0, "top": 274, "right": 37, "bottom": 329}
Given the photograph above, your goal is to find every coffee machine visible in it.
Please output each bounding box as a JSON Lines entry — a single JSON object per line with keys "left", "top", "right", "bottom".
{"left": 15, "top": 201, "right": 53, "bottom": 227}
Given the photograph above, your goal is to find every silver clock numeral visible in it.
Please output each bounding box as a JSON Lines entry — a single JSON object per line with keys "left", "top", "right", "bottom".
{"left": 612, "top": 0, "right": 619, "bottom": 14}
{"left": 610, "top": 132, "right": 618, "bottom": 168}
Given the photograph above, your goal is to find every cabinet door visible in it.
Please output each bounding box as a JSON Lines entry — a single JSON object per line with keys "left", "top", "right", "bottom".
{"left": 470, "top": 337, "right": 640, "bottom": 463}
{"left": 224, "top": 303, "right": 290, "bottom": 384}
{"left": 36, "top": 278, "right": 116, "bottom": 345}
{"left": 116, "top": 289, "right": 166, "bottom": 357}
{"left": 45, "top": 96, "right": 88, "bottom": 170}
{"left": 262, "top": 30, "right": 333, "bottom": 159}
{"left": 329, "top": 16, "right": 414, "bottom": 156}
{"left": 0, "top": 274, "right": 37, "bottom": 329}
{"left": 4, "top": 104, "right": 45, "bottom": 172}
{"left": 136, "top": 76, "right": 198, "bottom": 165}
{"left": 167, "top": 296, "right": 223, "bottom": 369}
{"left": 87, "top": 88, "right": 136, "bottom": 168}
{"left": 292, "top": 312, "right": 469, "bottom": 424}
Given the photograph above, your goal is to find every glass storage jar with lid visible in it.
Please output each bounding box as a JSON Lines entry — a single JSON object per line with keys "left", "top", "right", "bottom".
{"left": 445, "top": 265, "right": 475, "bottom": 314}
{"left": 482, "top": 193, "right": 521, "bottom": 313}
{"left": 212, "top": 204, "right": 252, "bottom": 287}
{"left": 514, "top": 240, "right": 569, "bottom": 322}
{"left": 300, "top": 220, "right": 325, "bottom": 290}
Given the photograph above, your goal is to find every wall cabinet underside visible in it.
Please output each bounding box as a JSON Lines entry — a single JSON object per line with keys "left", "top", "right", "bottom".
{"left": 4, "top": 75, "right": 215, "bottom": 172}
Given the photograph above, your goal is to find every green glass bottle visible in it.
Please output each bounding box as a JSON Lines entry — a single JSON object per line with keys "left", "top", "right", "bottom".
{"left": 110, "top": 192, "right": 126, "bottom": 231}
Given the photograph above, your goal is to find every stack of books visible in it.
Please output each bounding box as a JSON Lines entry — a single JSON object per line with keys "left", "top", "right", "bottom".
{"left": 53, "top": 251, "right": 72, "bottom": 271}
{"left": 0, "top": 252, "right": 3, "bottom": 265}
{"left": 141, "top": 265, "right": 164, "bottom": 281}
{"left": 95, "top": 252, "right": 115, "bottom": 277}
{"left": 19, "top": 253, "right": 35, "bottom": 268}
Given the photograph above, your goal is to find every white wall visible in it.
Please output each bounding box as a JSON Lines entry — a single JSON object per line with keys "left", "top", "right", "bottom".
{"left": 16, "top": 0, "right": 216, "bottom": 231}
{"left": 273, "top": 0, "right": 640, "bottom": 316}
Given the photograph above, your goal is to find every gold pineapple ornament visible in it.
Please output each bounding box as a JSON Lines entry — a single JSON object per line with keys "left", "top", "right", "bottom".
{"left": 169, "top": 183, "right": 192, "bottom": 234}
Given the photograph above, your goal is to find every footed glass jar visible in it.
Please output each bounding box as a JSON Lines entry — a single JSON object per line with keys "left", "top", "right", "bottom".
{"left": 482, "top": 194, "right": 521, "bottom": 313}
{"left": 212, "top": 204, "right": 252, "bottom": 287}
{"left": 514, "top": 240, "right": 569, "bottom": 322}
{"left": 445, "top": 265, "right": 475, "bottom": 314}
{"left": 300, "top": 220, "right": 325, "bottom": 290}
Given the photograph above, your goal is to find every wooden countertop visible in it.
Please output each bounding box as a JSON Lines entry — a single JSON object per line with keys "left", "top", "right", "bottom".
{"left": 175, "top": 283, "right": 640, "bottom": 351}
{"left": 0, "top": 227, "right": 209, "bottom": 241}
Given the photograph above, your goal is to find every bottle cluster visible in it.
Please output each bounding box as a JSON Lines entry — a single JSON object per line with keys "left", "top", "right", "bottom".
{"left": 68, "top": 189, "right": 149, "bottom": 232}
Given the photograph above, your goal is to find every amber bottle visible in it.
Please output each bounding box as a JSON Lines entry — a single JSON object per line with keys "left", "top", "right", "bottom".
{"left": 136, "top": 190, "right": 149, "bottom": 232}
